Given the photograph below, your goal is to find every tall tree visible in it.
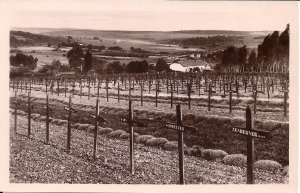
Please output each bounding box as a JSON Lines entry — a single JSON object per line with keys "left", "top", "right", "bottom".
{"left": 83, "top": 50, "right": 93, "bottom": 73}
{"left": 155, "top": 58, "right": 169, "bottom": 72}
{"left": 247, "top": 50, "right": 257, "bottom": 71}
{"left": 67, "top": 46, "right": 84, "bottom": 72}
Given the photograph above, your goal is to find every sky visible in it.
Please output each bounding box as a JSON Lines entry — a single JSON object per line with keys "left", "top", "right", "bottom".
{"left": 3, "top": 0, "right": 298, "bottom": 31}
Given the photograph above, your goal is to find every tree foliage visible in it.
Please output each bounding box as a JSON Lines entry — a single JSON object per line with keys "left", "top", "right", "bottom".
{"left": 106, "top": 61, "right": 124, "bottom": 74}
{"left": 67, "top": 46, "right": 84, "bottom": 72}
{"left": 126, "top": 60, "right": 149, "bottom": 73}
{"left": 83, "top": 50, "right": 93, "bottom": 73}
{"left": 155, "top": 58, "right": 169, "bottom": 72}
{"left": 10, "top": 52, "right": 38, "bottom": 69}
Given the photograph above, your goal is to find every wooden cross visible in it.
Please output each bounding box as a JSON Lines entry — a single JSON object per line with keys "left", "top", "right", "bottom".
{"left": 279, "top": 83, "right": 289, "bottom": 117}
{"left": 155, "top": 81, "right": 161, "bottom": 108}
{"left": 231, "top": 106, "right": 270, "bottom": 184}
{"left": 204, "top": 82, "right": 216, "bottom": 111}
{"left": 91, "top": 98, "right": 106, "bottom": 161}
{"left": 26, "top": 92, "right": 36, "bottom": 137}
{"left": 64, "top": 95, "right": 77, "bottom": 153}
{"left": 119, "top": 100, "right": 146, "bottom": 174}
{"left": 43, "top": 94, "right": 53, "bottom": 144}
{"left": 165, "top": 104, "right": 197, "bottom": 184}
{"left": 13, "top": 91, "right": 19, "bottom": 133}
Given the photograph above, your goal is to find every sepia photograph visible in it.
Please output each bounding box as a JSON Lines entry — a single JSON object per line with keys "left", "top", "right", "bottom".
{"left": 0, "top": 0, "right": 298, "bottom": 192}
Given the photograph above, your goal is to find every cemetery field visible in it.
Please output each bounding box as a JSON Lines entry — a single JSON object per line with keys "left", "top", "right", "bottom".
{"left": 9, "top": 87, "right": 289, "bottom": 167}
{"left": 10, "top": 115, "right": 288, "bottom": 184}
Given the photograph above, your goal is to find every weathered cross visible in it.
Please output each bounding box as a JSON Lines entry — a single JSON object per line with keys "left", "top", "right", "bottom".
{"left": 231, "top": 106, "right": 270, "bottom": 184}
{"left": 165, "top": 104, "right": 197, "bottom": 184}
{"left": 119, "top": 100, "right": 146, "bottom": 174}
{"left": 43, "top": 94, "right": 53, "bottom": 144}
{"left": 63, "top": 95, "right": 77, "bottom": 153}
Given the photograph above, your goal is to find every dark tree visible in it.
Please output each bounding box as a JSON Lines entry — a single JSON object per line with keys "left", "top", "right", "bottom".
{"left": 247, "top": 50, "right": 257, "bottom": 71}
{"left": 221, "top": 46, "right": 239, "bottom": 71}
{"left": 106, "top": 61, "right": 124, "bottom": 74}
{"left": 238, "top": 45, "right": 248, "bottom": 65}
{"left": 126, "top": 60, "right": 149, "bottom": 73}
{"left": 67, "top": 46, "right": 84, "bottom": 71}
{"left": 83, "top": 50, "right": 93, "bottom": 73}
{"left": 155, "top": 58, "right": 169, "bottom": 72}
{"left": 10, "top": 52, "right": 38, "bottom": 70}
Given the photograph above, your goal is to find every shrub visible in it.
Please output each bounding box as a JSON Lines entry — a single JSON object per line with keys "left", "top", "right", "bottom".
{"left": 262, "top": 121, "right": 280, "bottom": 130}
{"left": 231, "top": 117, "right": 245, "bottom": 126}
{"left": 98, "top": 127, "right": 113, "bottom": 135}
{"left": 282, "top": 166, "right": 289, "bottom": 176}
{"left": 73, "top": 123, "right": 81, "bottom": 129}
{"left": 77, "top": 124, "right": 90, "bottom": 131}
{"left": 184, "top": 113, "right": 196, "bottom": 121}
{"left": 194, "top": 115, "right": 205, "bottom": 123}
{"left": 120, "top": 133, "right": 130, "bottom": 139}
{"left": 109, "top": 130, "right": 126, "bottom": 138}
{"left": 135, "top": 135, "right": 154, "bottom": 144}
{"left": 58, "top": 120, "right": 68, "bottom": 125}
{"left": 51, "top": 119, "right": 59, "bottom": 124}
{"left": 254, "top": 160, "right": 282, "bottom": 172}
{"left": 186, "top": 145, "right": 204, "bottom": 157}
{"left": 146, "top": 137, "right": 169, "bottom": 148}
{"left": 164, "top": 112, "right": 176, "bottom": 120}
{"left": 164, "top": 141, "right": 179, "bottom": 151}
{"left": 31, "top": 113, "right": 41, "bottom": 120}
{"left": 38, "top": 116, "right": 47, "bottom": 122}
{"left": 86, "top": 125, "right": 94, "bottom": 132}
{"left": 223, "top": 154, "right": 246, "bottom": 167}
{"left": 202, "top": 149, "right": 228, "bottom": 161}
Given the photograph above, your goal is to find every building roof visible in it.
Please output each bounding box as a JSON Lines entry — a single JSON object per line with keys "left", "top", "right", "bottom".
{"left": 171, "top": 59, "right": 210, "bottom": 67}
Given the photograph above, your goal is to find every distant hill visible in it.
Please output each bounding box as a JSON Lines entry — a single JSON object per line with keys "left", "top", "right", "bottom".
{"left": 11, "top": 27, "right": 270, "bottom": 52}
{"left": 10, "top": 30, "right": 66, "bottom": 47}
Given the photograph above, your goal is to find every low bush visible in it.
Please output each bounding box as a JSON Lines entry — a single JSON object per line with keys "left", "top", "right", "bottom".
{"left": 73, "top": 123, "right": 81, "bottom": 129}
{"left": 282, "top": 166, "right": 289, "bottom": 176}
{"left": 223, "top": 154, "right": 246, "bottom": 167}
{"left": 184, "top": 113, "right": 196, "bottom": 121}
{"left": 98, "top": 127, "right": 113, "bottom": 135}
{"left": 254, "top": 160, "right": 282, "bottom": 172}
{"left": 135, "top": 135, "right": 154, "bottom": 144}
{"left": 186, "top": 145, "right": 204, "bottom": 157}
{"left": 77, "top": 124, "right": 90, "bottom": 131}
{"left": 231, "top": 117, "right": 245, "bottom": 126}
{"left": 38, "top": 116, "right": 47, "bottom": 122}
{"left": 202, "top": 149, "right": 228, "bottom": 161}
{"left": 146, "top": 137, "right": 169, "bottom": 148}
{"left": 86, "top": 125, "right": 94, "bottom": 132}
{"left": 262, "top": 121, "right": 280, "bottom": 130}
{"left": 109, "top": 130, "right": 126, "bottom": 138}
{"left": 164, "top": 141, "right": 179, "bottom": 151}
{"left": 120, "top": 133, "right": 130, "bottom": 139}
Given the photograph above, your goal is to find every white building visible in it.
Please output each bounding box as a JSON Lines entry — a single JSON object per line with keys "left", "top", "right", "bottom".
{"left": 169, "top": 60, "right": 213, "bottom": 72}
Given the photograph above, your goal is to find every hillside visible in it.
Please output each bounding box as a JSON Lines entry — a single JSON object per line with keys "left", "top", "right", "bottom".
{"left": 10, "top": 30, "right": 66, "bottom": 47}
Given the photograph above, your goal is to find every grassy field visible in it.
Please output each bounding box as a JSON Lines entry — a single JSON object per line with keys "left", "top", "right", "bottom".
{"left": 10, "top": 114, "right": 287, "bottom": 184}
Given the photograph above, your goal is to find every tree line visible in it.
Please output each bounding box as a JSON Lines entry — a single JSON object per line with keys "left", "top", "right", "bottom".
{"left": 216, "top": 24, "right": 289, "bottom": 72}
